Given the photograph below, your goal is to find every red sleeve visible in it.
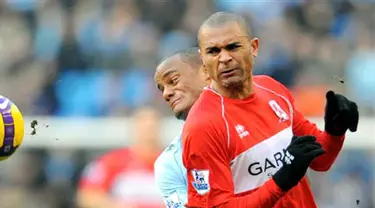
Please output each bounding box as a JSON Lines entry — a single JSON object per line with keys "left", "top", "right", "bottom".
{"left": 266, "top": 76, "right": 345, "bottom": 171}
{"left": 260, "top": 75, "right": 345, "bottom": 172}
{"left": 292, "top": 109, "right": 345, "bottom": 171}
{"left": 78, "top": 149, "right": 128, "bottom": 192}
{"left": 78, "top": 160, "right": 113, "bottom": 192}
{"left": 182, "top": 119, "right": 285, "bottom": 208}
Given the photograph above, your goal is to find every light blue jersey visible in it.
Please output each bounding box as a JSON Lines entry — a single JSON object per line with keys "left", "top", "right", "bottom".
{"left": 154, "top": 135, "right": 187, "bottom": 208}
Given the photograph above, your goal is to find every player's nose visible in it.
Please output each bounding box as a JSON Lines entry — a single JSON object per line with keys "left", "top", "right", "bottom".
{"left": 163, "top": 87, "right": 174, "bottom": 101}
{"left": 218, "top": 50, "right": 232, "bottom": 64}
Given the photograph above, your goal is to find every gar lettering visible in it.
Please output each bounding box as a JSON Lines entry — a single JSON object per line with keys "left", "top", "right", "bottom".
{"left": 248, "top": 150, "right": 285, "bottom": 176}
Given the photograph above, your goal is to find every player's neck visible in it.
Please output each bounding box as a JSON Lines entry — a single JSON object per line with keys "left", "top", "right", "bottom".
{"left": 212, "top": 76, "right": 254, "bottom": 99}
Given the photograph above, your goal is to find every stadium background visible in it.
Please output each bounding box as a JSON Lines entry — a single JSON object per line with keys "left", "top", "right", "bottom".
{"left": 0, "top": 0, "right": 374, "bottom": 207}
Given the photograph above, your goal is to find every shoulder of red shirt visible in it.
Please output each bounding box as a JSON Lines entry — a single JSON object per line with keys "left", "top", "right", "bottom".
{"left": 96, "top": 147, "right": 132, "bottom": 167}
{"left": 77, "top": 148, "right": 131, "bottom": 189}
{"left": 254, "top": 75, "right": 294, "bottom": 100}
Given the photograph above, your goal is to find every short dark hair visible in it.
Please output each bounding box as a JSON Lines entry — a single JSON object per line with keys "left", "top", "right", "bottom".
{"left": 160, "top": 47, "right": 202, "bottom": 70}
{"left": 198, "top": 12, "right": 252, "bottom": 43}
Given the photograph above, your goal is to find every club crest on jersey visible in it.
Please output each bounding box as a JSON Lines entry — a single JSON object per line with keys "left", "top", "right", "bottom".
{"left": 191, "top": 169, "right": 210, "bottom": 195}
{"left": 165, "top": 192, "right": 183, "bottom": 208}
{"left": 235, "top": 124, "right": 249, "bottom": 139}
{"left": 269, "top": 100, "right": 289, "bottom": 122}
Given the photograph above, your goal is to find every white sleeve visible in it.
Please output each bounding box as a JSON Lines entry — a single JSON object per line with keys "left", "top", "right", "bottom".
{"left": 154, "top": 150, "right": 187, "bottom": 208}
{"left": 163, "top": 190, "right": 187, "bottom": 208}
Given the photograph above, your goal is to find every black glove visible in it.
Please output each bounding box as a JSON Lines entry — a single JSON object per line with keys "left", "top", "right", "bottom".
{"left": 273, "top": 135, "right": 325, "bottom": 191}
{"left": 324, "top": 91, "right": 359, "bottom": 136}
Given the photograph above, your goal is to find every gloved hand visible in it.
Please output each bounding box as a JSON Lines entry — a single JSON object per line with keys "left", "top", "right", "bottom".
{"left": 324, "top": 91, "right": 359, "bottom": 136}
{"left": 273, "top": 136, "right": 325, "bottom": 191}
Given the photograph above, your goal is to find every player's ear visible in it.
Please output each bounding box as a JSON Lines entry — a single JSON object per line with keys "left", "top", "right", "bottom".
{"left": 250, "top": 38, "right": 259, "bottom": 57}
{"left": 199, "top": 66, "right": 210, "bottom": 84}
{"left": 198, "top": 48, "right": 207, "bottom": 68}
{"left": 198, "top": 48, "right": 204, "bottom": 59}
{"left": 200, "top": 65, "right": 206, "bottom": 73}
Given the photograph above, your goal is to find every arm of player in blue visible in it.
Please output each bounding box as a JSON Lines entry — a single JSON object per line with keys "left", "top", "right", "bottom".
{"left": 154, "top": 136, "right": 188, "bottom": 208}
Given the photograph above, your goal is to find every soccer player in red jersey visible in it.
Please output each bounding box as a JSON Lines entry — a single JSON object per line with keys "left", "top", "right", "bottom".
{"left": 182, "top": 12, "right": 359, "bottom": 208}
{"left": 77, "top": 107, "right": 164, "bottom": 208}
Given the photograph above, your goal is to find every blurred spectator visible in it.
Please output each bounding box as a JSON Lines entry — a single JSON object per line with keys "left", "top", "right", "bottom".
{"left": 345, "top": 25, "right": 375, "bottom": 114}
{"left": 136, "top": 0, "right": 187, "bottom": 32}
{"left": 309, "top": 150, "right": 374, "bottom": 208}
{"left": 0, "top": 0, "right": 372, "bottom": 116}
{"left": 33, "top": 1, "right": 66, "bottom": 63}
{"left": 76, "top": 107, "right": 164, "bottom": 208}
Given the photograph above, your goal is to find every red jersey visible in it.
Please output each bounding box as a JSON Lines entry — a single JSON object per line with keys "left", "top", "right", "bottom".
{"left": 78, "top": 148, "right": 164, "bottom": 208}
{"left": 182, "top": 75, "right": 345, "bottom": 208}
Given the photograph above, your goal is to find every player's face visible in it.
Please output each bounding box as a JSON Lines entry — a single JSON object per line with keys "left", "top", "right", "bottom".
{"left": 132, "top": 108, "right": 161, "bottom": 149}
{"left": 199, "top": 23, "right": 259, "bottom": 89}
{"left": 154, "top": 59, "right": 207, "bottom": 120}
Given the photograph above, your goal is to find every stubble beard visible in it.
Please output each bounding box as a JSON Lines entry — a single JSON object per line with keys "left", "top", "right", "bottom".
{"left": 221, "top": 70, "right": 252, "bottom": 99}
{"left": 223, "top": 79, "right": 246, "bottom": 98}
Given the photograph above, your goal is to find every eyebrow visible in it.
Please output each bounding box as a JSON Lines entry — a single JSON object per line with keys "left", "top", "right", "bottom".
{"left": 205, "top": 41, "right": 242, "bottom": 50}
{"left": 156, "top": 70, "right": 178, "bottom": 91}
{"left": 205, "top": 46, "right": 218, "bottom": 51}
{"left": 227, "top": 42, "right": 241, "bottom": 46}
{"left": 162, "top": 70, "right": 178, "bottom": 79}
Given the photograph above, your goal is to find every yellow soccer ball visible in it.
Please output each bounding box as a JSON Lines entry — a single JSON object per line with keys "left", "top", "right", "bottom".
{"left": 0, "top": 95, "right": 24, "bottom": 161}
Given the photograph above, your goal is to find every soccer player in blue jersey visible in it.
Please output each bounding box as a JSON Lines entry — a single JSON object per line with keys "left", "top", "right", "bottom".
{"left": 154, "top": 47, "right": 209, "bottom": 207}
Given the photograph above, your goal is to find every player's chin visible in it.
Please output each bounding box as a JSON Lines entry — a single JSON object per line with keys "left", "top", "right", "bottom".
{"left": 222, "top": 77, "right": 243, "bottom": 88}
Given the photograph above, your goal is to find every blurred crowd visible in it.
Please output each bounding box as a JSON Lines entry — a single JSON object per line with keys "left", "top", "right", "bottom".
{"left": 0, "top": 0, "right": 374, "bottom": 207}
{"left": 0, "top": 0, "right": 374, "bottom": 117}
